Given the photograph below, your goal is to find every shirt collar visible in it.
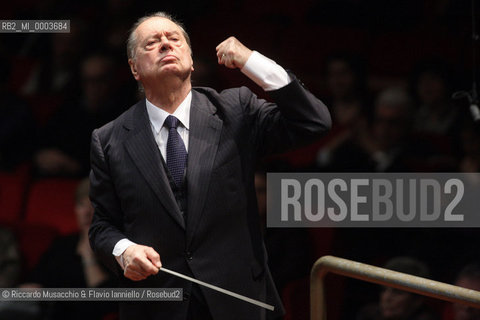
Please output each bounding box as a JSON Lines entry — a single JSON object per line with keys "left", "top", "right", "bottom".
{"left": 145, "top": 91, "right": 192, "bottom": 134}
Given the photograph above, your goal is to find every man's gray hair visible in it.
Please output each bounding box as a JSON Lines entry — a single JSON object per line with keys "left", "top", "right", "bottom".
{"left": 126, "top": 12, "right": 191, "bottom": 61}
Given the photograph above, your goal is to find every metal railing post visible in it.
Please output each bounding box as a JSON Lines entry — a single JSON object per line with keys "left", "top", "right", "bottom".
{"left": 311, "top": 256, "right": 480, "bottom": 320}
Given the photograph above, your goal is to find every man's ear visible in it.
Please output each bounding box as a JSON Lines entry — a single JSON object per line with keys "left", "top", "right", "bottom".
{"left": 128, "top": 58, "right": 140, "bottom": 80}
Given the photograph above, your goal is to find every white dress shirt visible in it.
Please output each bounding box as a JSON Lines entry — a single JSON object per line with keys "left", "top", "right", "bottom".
{"left": 146, "top": 91, "right": 191, "bottom": 161}
{"left": 113, "top": 50, "right": 291, "bottom": 267}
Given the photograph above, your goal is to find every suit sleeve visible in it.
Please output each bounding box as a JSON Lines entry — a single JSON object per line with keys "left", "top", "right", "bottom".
{"left": 242, "top": 74, "right": 332, "bottom": 156}
{"left": 88, "top": 129, "right": 125, "bottom": 276}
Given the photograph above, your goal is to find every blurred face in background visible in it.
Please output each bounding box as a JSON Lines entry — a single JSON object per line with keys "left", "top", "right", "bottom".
{"left": 453, "top": 277, "right": 480, "bottom": 320}
{"left": 75, "top": 196, "right": 94, "bottom": 234}
{"left": 380, "top": 287, "right": 422, "bottom": 320}
{"left": 327, "top": 59, "right": 356, "bottom": 99}
{"left": 82, "top": 56, "right": 115, "bottom": 110}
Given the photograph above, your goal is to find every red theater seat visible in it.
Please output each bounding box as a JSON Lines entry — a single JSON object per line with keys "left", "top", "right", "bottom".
{"left": 25, "top": 178, "right": 80, "bottom": 235}
{"left": 15, "top": 223, "right": 59, "bottom": 272}
{"left": 0, "top": 164, "right": 31, "bottom": 225}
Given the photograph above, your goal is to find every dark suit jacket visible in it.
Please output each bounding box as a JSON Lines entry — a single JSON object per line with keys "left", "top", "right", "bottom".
{"left": 89, "top": 77, "right": 331, "bottom": 320}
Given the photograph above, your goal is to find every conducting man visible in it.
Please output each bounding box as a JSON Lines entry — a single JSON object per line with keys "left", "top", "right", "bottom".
{"left": 89, "top": 12, "right": 331, "bottom": 320}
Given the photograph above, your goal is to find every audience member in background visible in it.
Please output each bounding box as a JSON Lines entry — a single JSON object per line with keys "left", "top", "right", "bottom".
{"left": 21, "top": 23, "right": 86, "bottom": 98}
{"left": 312, "top": 53, "right": 371, "bottom": 170}
{"left": 310, "top": 53, "right": 372, "bottom": 169}
{"left": 409, "top": 60, "right": 461, "bottom": 170}
{"left": 0, "top": 57, "right": 36, "bottom": 171}
{"left": 255, "top": 171, "right": 312, "bottom": 293}
{"left": 325, "top": 53, "right": 371, "bottom": 127}
{"left": 102, "top": 0, "right": 137, "bottom": 55}
{"left": 319, "top": 87, "right": 431, "bottom": 172}
{"left": 357, "top": 257, "right": 438, "bottom": 320}
{"left": 0, "top": 227, "right": 35, "bottom": 320}
{"left": 21, "top": 178, "right": 117, "bottom": 320}
{"left": 0, "top": 227, "right": 21, "bottom": 287}
{"left": 34, "top": 53, "right": 127, "bottom": 177}
{"left": 457, "top": 117, "right": 480, "bottom": 172}
{"left": 266, "top": 53, "right": 371, "bottom": 169}
{"left": 451, "top": 263, "right": 480, "bottom": 320}
{"left": 411, "top": 59, "right": 459, "bottom": 137}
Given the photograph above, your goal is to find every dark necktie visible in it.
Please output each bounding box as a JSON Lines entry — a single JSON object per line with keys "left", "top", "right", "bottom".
{"left": 164, "top": 115, "right": 187, "bottom": 188}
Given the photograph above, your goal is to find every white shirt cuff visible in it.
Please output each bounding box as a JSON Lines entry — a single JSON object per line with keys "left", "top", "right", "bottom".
{"left": 241, "top": 51, "right": 291, "bottom": 91}
{"left": 112, "top": 238, "right": 136, "bottom": 256}
{"left": 113, "top": 238, "right": 136, "bottom": 269}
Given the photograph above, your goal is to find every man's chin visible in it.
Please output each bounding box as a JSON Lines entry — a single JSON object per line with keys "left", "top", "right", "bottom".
{"left": 157, "top": 67, "right": 192, "bottom": 81}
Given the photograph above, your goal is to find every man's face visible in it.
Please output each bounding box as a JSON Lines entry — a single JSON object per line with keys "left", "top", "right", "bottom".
{"left": 129, "top": 17, "right": 193, "bottom": 86}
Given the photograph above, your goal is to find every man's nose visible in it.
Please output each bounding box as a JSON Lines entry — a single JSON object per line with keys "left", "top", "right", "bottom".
{"left": 160, "top": 38, "right": 172, "bottom": 52}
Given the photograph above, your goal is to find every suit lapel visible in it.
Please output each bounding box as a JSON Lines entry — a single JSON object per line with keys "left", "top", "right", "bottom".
{"left": 186, "top": 90, "right": 222, "bottom": 246}
{"left": 123, "top": 101, "right": 185, "bottom": 230}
